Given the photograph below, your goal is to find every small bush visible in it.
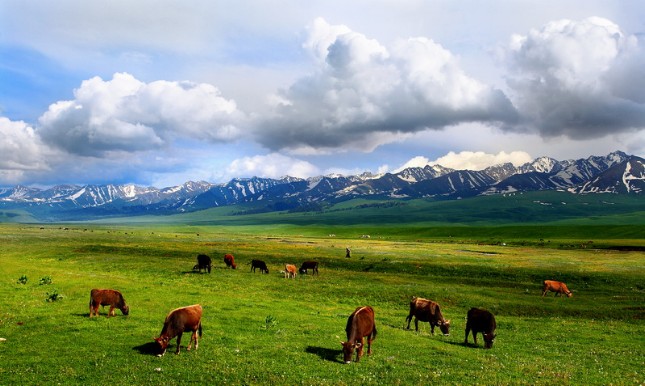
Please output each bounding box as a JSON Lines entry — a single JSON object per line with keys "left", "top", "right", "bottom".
{"left": 39, "top": 276, "right": 52, "bottom": 285}
{"left": 17, "top": 275, "right": 28, "bottom": 285}
{"left": 46, "top": 289, "right": 63, "bottom": 302}
{"left": 264, "top": 315, "right": 278, "bottom": 329}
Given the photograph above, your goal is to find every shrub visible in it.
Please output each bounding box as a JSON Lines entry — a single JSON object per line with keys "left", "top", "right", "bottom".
{"left": 264, "top": 315, "right": 278, "bottom": 329}
{"left": 39, "top": 276, "right": 52, "bottom": 285}
{"left": 46, "top": 289, "right": 63, "bottom": 302}
{"left": 17, "top": 275, "right": 28, "bottom": 285}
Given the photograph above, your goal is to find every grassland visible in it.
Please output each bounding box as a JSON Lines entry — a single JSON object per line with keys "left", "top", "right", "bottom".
{"left": 0, "top": 222, "right": 643, "bottom": 385}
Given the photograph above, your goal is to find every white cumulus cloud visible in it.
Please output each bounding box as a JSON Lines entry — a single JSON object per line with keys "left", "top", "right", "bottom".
{"left": 505, "top": 17, "right": 645, "bottom": 138}
{"left": 428, "top": 150, "right": 533, "bottom": 170}
{"left": 0, "top": 117, "right": 58, "bottom": 183}
{"left": 226, "top": 153, "right": 320, "bottom": 180}
{"left": 38, "top": 73, "right": 244, "bottom": 156}
{"left": 256, "top": 18, "right": 517, "bottom": 153}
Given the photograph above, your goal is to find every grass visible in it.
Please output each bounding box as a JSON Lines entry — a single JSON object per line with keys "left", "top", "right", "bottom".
{"left": 0, "top": 223, "right": 643, "bottom": 385}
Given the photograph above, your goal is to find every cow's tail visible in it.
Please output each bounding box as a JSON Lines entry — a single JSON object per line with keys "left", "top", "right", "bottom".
{"left": 372, "top": 324, "right": 378, "bottom": 341}
{"left": 198, "top": 322, "right": 203, "bottom": 337}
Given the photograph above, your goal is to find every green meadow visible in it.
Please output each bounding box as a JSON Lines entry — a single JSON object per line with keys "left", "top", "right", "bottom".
{"left": 0, "top": 217, "right": 643, "bottom": 385}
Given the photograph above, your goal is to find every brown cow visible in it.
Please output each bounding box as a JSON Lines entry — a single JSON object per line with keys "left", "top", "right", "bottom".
{"left": 341, "top": 306, "right": 377, "bottom": 364}
{"left": 299, "top": 261, "right": 319, "bottom": 275}
{"left": 405, "top": 296, "right": 451, "bottom": 335}
{"left": 89, "top": 289, "right": 129, "bottom": 317}
{"left": 154, "top": 304, "right": 203, "bottom": 356}
{"left": 284, "top": 264, "right": 297, "bottom": 278}
{"left": 224, "top": 253, "right": 237, "bottom": 269}
{"left": 250, "top": 259, "right": 269, "bottom": 274}
{"left": 542, "top": 280, "right": 572, "bottom": 297}
{"left": 464, "top": 307, "right": 496, "bottom": 349}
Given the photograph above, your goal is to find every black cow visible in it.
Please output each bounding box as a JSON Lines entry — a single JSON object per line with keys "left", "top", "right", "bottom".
{"left": 299, "top": 261, "right": 319, "bottom": 275}
{"left": 464, "top": 308, "right": 497, "bottom": 349}
{"left": 193, "top": 254, "right": 212, "bottom": 273}
{"left": 250, "top": 259, "right": 269, "bottom": 274}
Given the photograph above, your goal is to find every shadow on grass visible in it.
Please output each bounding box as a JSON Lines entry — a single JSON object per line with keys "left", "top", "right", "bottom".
{"left": 444, "top": 340, "right": 487, "bottom": 349}
{"left": 133, "top": 341, "right": 160, "bottom": 356}
{"left": 305, "top": 346, "right": 343, "bottom": 363}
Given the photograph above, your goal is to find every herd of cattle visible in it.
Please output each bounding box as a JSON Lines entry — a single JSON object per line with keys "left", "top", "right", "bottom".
{"left": 89, "top": 253, "right": 573, "bottom": 361}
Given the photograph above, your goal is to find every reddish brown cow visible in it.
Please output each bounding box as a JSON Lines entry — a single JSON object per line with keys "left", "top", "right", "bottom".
{"left": 299, "top": 261, "right": 319, "bottom": 275}
{"left": 464, "top": 307, "right": 496, "bottom": 349}
{"left": 154, "top": 304, "right": 203, "bottom": 356}
{"left": 89, "top": 289, "right": 129, "bottom": 317}
{"left": 542, "top": 280, "right": 572, "bottom": 297}
{"left": 341, "top": 306, "right": 377, "bottom": 364}
{"left": 405, "top": 296, "right": 451, "bottom": 335}
{"left": 224, "top": 254, "right": 237, "bottom": 269}
{"left": 284, "top": 264, "right": 297, "bottom": 278}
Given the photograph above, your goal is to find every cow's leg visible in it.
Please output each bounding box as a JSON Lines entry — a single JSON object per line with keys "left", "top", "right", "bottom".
{"left": 430, "top": 322, "right": 435, "bottom": 335}
{"left": 175, "top": 333, "right": 183, "bottom": 354}
{"left": 405, "top": 314, "right": 412, "bottom": 329}
{"left": 464, "top": 326, "right": 471, "bottom": 344}
{"left": 414, "top": 318, "right": 420, "bottom": 332}
{"left": 109, "top": 305, "right": 115, "bottom": 317}
{"left": 187, "top": 331, "right": 195, "bottom": 351}
{"left": 356, "top": 338, "right": 364, "bottom": 362}
{"left": 473, "top": 332, "right": 478, "bottom": 345}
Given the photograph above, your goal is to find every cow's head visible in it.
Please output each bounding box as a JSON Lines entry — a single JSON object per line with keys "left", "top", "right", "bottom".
{"left": 154, "top": 336, "right": 170, "bottom": 356}
{"left": 232, "top": 263, "right": 237, "bottom": 269}
{"left": 483, "top": 333, "right": 496, "bottom": 349}
{"left": 121, "top": 305, "right": 130, "bottom": 316}
{"left": 566, "top": 291, "right": 573, "bottom": 298}
{"left": 438, "top": 319, "right": 451, "bottom": 336}
{"left": 340, "top": 341, "right": 362, "bottom": 364}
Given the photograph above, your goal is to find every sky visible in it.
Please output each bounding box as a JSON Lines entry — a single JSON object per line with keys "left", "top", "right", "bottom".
{"left": 1, "top": 0, "right": 644, "bottom": 188}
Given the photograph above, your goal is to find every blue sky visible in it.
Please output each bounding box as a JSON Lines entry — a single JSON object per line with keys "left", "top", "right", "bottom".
{"left": 1, "top": 0, "right": 644, "bottom": 188}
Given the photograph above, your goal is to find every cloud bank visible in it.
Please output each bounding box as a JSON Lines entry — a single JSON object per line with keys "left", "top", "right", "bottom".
{"left": 1, "top": 13, "right": 644, "bottom": 187}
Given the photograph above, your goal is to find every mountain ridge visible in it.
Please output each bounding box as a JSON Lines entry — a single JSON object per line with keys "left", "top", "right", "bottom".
{"left": 1, "top": 151, "right": 643, "bottom": 221}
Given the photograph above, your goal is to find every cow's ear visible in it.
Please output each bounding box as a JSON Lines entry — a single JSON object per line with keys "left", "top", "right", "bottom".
{"left": 355, "top": 343, "right": 362, "bottom": 348}
{"left": 445, "top": 319, "right": 451, "bottom": 325}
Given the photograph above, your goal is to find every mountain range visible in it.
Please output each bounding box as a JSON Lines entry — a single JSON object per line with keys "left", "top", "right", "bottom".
{"left": 1, "top": 151, "right": 643, "bottom": 221}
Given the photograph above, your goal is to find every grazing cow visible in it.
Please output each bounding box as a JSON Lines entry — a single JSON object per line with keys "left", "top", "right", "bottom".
{"left": 284, "top": 264, "right": 297, "bottom": 279}
{"left": 193, "top": 254, "right": 212, "bottom": 273}
{"left": 542, "top": 280, "right": 572, "bottom": 297}
{"left": 464, "top": 308, "right": 496, "bottom": 349}
{"left": 154, "top": 304, "right": 203, "bottom": 356}
{"left": 405, "top": 297, "right": 451, "bottom": 335}
{"left": 299, "top": 261, "right": 319, "bottom": 275}
{"left": 224, "top": 253, "right": 237, "bottom": 269}
{"left": 341, "top": 306, "right": 377, "bottom": 364}
{"left": 89, "top": 289, "right": 130, "bottom": 317}
{"left": 250, "top": 259, "right": 269, "bottom": 274}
